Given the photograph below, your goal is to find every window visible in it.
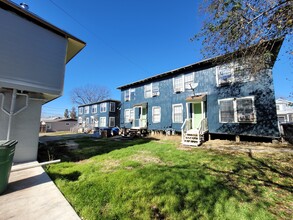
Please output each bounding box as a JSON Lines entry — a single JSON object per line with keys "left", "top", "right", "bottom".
{"left": 236, "top": 98, "right": 256, "bottom": 122}
{"left": 173, "top": 76, "right": 183, "bottom": 93}
{"left": 90, "top": 116, "right": 95, "bottom": 124}
{"left": 218, "top": 96, "right": 256, "bottom": 123}
{"left": 217, "top": 64, "right": 233, "bottom": 85}
{"left": 100, "top": 103, "right": 107, "bottom": 113}
{"left": 219, "top": 99, "right": 234, "bottom": 123}
{"left": 124, "top": 108, "right": 134, "bottom": 123}
{"left": 144, "top": 83, "right": 160, "bottom": 98}
{"left": 78, "top": 117, "right": 82, "bottom": 124}
{"left": 86, "top": 117, "right": 89, "bottom": 124}
{"left": 152, "top": 106, "right": 161, "bottom": 123}
{"left": 110, "top": 102, "right": 116, "bottom": 112}
{"left": 152, "top": 82, "right": 160, "bottom": 96}
{"left": 172, "top": 104, "right": 183, "bottom": 123}
{"left": 125, "top": 90, "right": 130, "bottom": 101}
{"left": 109, "top": 117, "right": 115, "bottom": 127}
{"left": 144, "top": 84, "right": 152, "bottom": 98}
{"left": 91, "top": 105, "right": 97, "bottom": 113}
{"left": 100, "top": 117, "right": 106, "bottom": 127}
{"left": 184, "top": 73, "right": 194, "bottom": 89}
{"left": 125, "top": 89, "right": 135, "bottom": 101}
{"left": 217, "top": 61, "right": 253, "bottom": 86}
{"left": 78, "top": 107, "right": 83, "bottom": 115}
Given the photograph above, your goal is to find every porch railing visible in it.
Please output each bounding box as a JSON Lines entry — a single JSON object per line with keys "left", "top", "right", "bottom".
{"left": 181, "top": 118, "right": 208, "bottom": 144}
{"left": 181, "top": 118, "right": 192, "bottom": 143}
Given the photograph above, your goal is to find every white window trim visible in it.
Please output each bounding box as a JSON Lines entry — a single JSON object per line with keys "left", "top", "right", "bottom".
{"left": 124, "top": 90, "right": 130, "bottom": 101}
{"left": 109, "top": 117, "right": 115, "bottom": 127}
{"left": 110, "top": 102, "right": 116, "bottom": 112}
{"left": 184, "top": 72, "right": 195, "bottom": 90}
{"left": 91, "top": 105, "right": 97, "bottom": 114}
{"left": 172, "top": 104, "right": 183, "bottom": 123}
{"left": 78, "top": 107, "right": 83, "bottom": 115}
{"left": 90, "top": 116, "right": 95, "bottom": 124}
{"left": 144, "top": 83, "right": 160, "bottom": 98}
{"left": 173, "top": 75, "right": 184, "bottom": 93}
{"left": 218, "top": 96, "right": 256, "bottom": 123}
{"left": 144, "top": 84, "right": 152, "bottom": 98}
{"left": 100, "top": 103, "right": 107, "bottom": 113}
{"left": 152, "top": 106, "right": 161, "bottom": 123}
{"left": 86, "top": 117, "right": 89, "bottom": 124}
{"left": 84, "top": 106, "right": 90, "bottom": 114}
{"left": 78, "top": 117, "right": 82, "bottom": 124}
{"left": 124, "top": 108, "right": 134, "bottom": 123}
{"left": 100, "top": 117, "right": 106, "bottom": 127}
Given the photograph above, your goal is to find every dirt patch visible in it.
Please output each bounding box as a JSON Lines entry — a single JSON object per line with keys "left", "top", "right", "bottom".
{"left": 130, "top": 151, "right": 165, "bottom": 165}
{"left": 199, "top": 139, "right": 293, "bottom": 154}
{"left": 99, "top": 159, "right": 121, "bottom": 172}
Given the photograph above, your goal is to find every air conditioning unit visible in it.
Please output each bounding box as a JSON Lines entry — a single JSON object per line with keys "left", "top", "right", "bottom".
{"left": 174, "top": 88, "right": 182, "bottom": 93}
{"left": 152, "top": 91, "right": 159, "bottom": 97}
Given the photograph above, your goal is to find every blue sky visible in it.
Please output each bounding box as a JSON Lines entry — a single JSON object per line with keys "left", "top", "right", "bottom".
{"left": 13, "top": 0, "right": 292, "bottom": 117}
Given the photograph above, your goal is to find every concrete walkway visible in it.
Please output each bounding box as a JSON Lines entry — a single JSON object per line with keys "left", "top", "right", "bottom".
{"left": 0, "top": 162, "right": 80, "bottom": 220}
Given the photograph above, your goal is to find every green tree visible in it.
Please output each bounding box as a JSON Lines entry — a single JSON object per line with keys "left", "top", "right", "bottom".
{"left": 194, "top": 0, "right": 292, "bottom": 70}
{"left": 64, "top": 109, "right": 69, "bottom": 118}
{"left": 70, "top": 107, "right": 77, "bottom": 119}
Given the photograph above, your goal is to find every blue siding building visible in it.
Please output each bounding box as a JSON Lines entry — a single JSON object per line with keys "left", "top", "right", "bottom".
{"left": 78, "top": 99, "right": 120, "bottom": 132}
{"left": 117, "top": 39, "right": 282, "bottom": 145}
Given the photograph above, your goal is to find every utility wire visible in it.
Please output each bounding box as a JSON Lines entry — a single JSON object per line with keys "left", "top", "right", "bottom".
{"left": 48, "top": 0, "right": 148, "bottom": 75}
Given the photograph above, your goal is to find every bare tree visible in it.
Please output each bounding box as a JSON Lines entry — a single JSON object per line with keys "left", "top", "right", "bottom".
{"left": 71, "top": 84, "right": 111, "bottom": 105}
{"left": 193, "top": 0, "right": 292, "bottom": 70}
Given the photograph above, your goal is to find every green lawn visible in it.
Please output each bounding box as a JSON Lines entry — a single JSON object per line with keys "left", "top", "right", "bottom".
{"left": 45, "top": 137, "right": 293, "bottom": 220}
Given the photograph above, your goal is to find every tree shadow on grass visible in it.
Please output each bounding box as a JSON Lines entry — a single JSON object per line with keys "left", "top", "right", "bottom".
{"left": 133, "top": 164, "right": 259, "bottom": 219}
{"left": 38, "top": 137, "right": 158, "bottom": 162}
{"left": 49, "top": 170, "right": 81, "bottom": 182}
{"left": 203, "top": 150, "right": 293, "bottom": 195}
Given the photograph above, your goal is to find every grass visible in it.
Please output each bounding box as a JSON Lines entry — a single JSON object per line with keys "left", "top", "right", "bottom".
{"left": 45, "top": 136, "right": 293, "bottom": 220}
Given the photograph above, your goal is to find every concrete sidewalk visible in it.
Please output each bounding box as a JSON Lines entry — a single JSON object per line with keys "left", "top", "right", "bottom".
{"left": 0, "top": 162, "right": 80, "bottom": 220}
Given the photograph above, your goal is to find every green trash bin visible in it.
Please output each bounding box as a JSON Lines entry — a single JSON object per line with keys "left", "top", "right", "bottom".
{"left": 0, "top": 140, "right": 18, "bottom": 194}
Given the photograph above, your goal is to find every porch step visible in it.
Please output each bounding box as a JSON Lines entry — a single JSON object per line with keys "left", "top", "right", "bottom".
{"left": 182, "top": 133, "right": 204, "bottom": 146}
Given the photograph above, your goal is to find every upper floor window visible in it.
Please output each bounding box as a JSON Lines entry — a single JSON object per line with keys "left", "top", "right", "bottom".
{"left": 217, "top": 64, "right": 233, "bottom": 86}
{"left": 84, "top": 106, "right": 90, "bottom": 114}
{"left": 184, "top": 73, "right": 194, "bottom": 89}
{"left": 173, "top": 76, "right": 184, "bottom": 93}
{"left": 172, "top": 104, "right": 183, "bottom": 123}
{"left": 219, "top": 96, "right": 256, "bottom": 123}
{"left": 100, "top": 103, "right": 107, "bottom": 113}
{"left": 91, "top": 105, "right": 97, "bottom": 114}
{"left": 217, "top": 61, "right": 253, "bottom": 86}
{"left": 124, "top": 89, "right": 135, "bottom": 101}
{"left": 78, "top": 107, "right": 83, "bottom": 115}
{"left": 152, "top": 106, "right": 161, "bottom": 123}
{"left": 144, "top": 82, "right": 160, "bottom": 98}
{"left": 173, "top": 73, "right": 195, "bottom": 93}
{"left": 110, "top": 102, "right": 116, "bottom": 112}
